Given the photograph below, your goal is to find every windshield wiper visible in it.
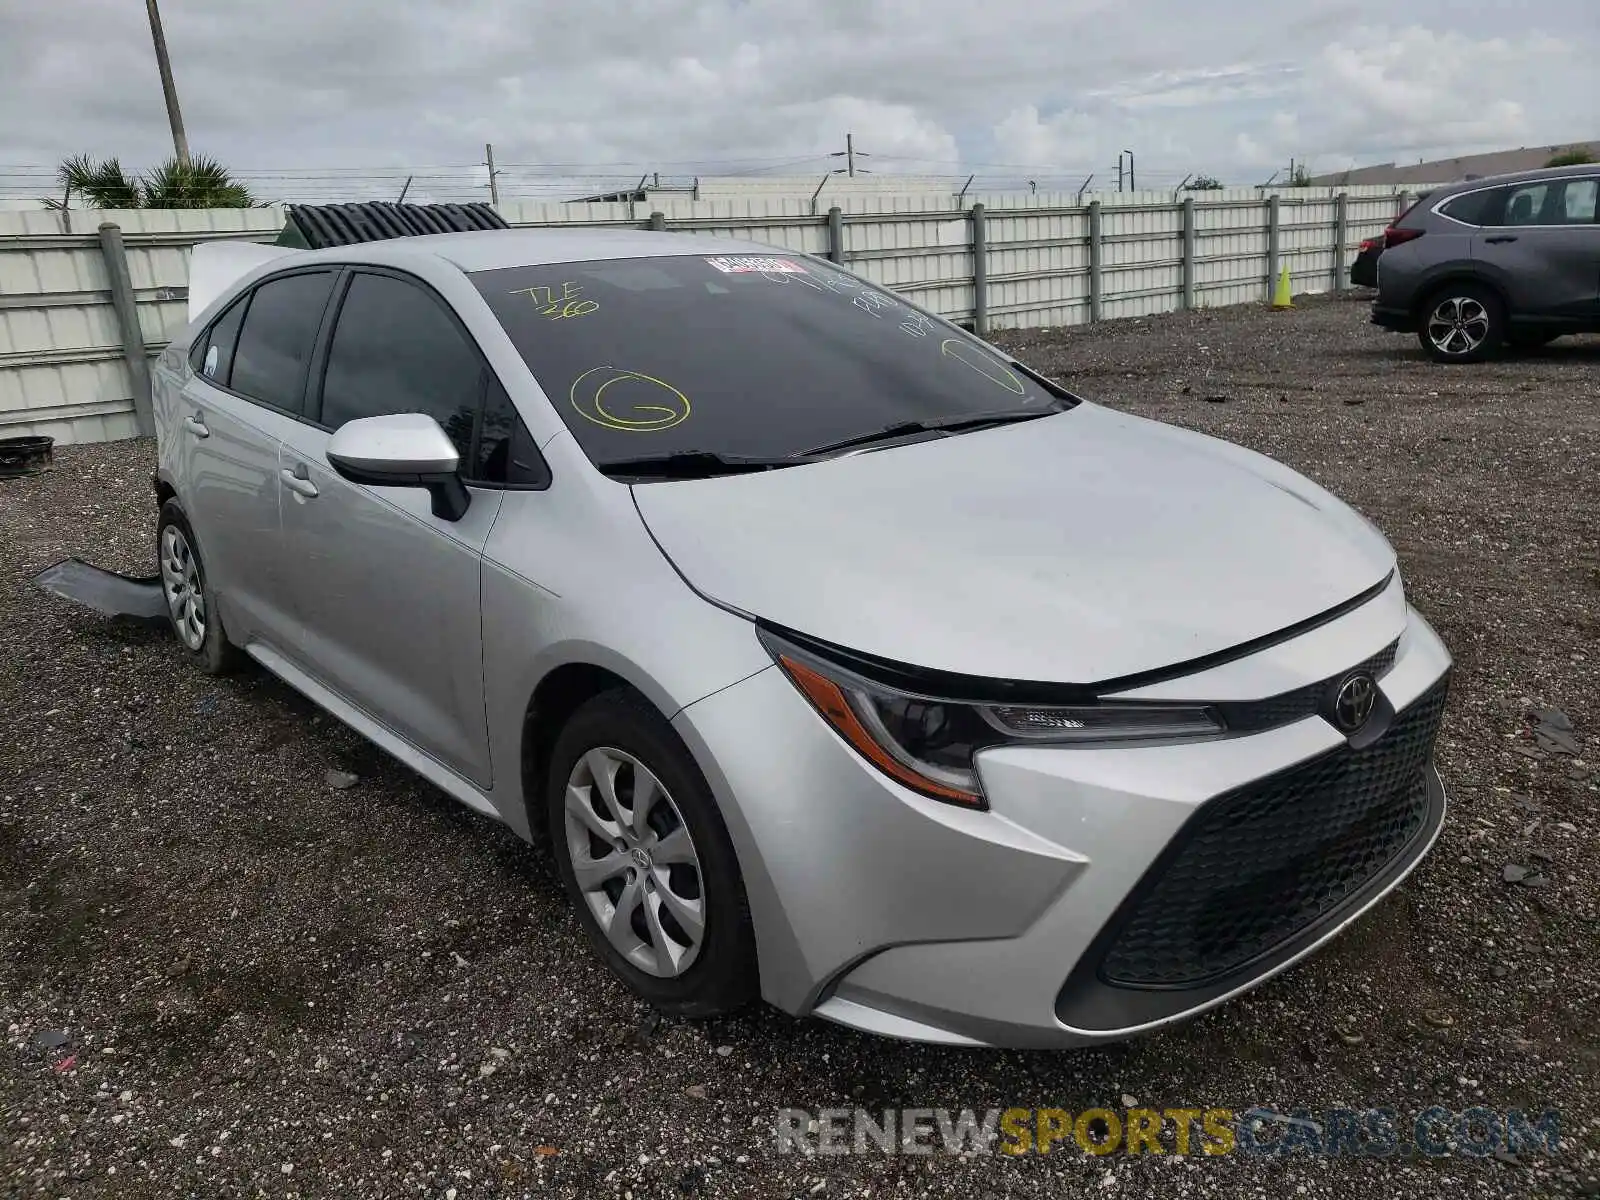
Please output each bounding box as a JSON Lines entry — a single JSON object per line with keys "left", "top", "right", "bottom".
{"left": 597, "top": 450, "right": 820, "bottom": 480}
{"left": 796, "top": 404, "right": 1064, "bottom": 459}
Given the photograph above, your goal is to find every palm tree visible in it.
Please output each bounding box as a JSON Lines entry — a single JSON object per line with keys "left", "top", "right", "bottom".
{"left": 55, "top": 153, "right": 257, "bottom": 208}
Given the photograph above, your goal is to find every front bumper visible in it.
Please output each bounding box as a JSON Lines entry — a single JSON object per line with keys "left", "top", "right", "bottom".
{"left": 672, "top": 582, "right": 1453, "bottom": 1048}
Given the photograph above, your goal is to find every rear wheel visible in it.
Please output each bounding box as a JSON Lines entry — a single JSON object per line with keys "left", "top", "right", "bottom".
{"left": 546, "top": 689, "right": 757, "bottom": 1016}
{"left": 156, "top": 499, "right": 242, "bottom": 674}
{"left": 1417, "top": 283, "right": 1503, "bottom": 363}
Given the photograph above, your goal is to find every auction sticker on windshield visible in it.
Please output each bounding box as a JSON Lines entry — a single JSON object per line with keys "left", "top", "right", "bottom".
{"left": 705, "top": 255, "right": 808, "bottom": 274}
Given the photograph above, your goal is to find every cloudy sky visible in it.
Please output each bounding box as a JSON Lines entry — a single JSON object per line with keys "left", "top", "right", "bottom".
{"left": 1, "top": 0, "right": 1594, "bottom": 202}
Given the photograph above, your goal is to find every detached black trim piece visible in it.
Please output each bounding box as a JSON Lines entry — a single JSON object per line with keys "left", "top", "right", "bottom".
{"left": 756, "top": 570, "right": 1395, "bottom": 706}
{"left": 278, "top": 203, "right": 509, "bottom": 250}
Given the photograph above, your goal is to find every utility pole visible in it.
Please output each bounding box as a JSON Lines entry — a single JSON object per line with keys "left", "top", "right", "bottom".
{"left": 144, "top": 0, "right": 190, "bottom": 167}
{"left": 484, "top": 143, "right": 501, "bottom": 206}
{"left": 1124, "top": 149, "right": 1135, "bottom": 192}
{"left": 830, "top": 134, "right": 869, "bottom": 177}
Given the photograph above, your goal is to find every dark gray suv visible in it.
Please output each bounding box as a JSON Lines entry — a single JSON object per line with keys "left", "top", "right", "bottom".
{"left": 1371, "top": 166, "right": 1600, "bottom": 362}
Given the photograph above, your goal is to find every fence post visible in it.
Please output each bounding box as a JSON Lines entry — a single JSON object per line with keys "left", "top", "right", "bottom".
{"left": 1395, "top": 191, "right": 1411, "bottom": 221}
{"left": 1088, "top": 200, "right": 1103, "bottom": 323}
{"left": 1333, "top": 193, "right": 1348, "bottom": 293}
{"left": 1266, "top": 194, "right": 1281, "bottom": 304}
{"left": 827, "top": 206, "right": 844, "bottom": 265}
{"left": 970, "top": 202, "right": 988, "bottom": 337}
{"left": 648, "top": 211, "right": 665, "bottom": 231}
{"left": 98, "top": 222, "right": 154, "bottom": 438}
{"left": 1181, "top": 196, "right": 1196, "bottom": 310}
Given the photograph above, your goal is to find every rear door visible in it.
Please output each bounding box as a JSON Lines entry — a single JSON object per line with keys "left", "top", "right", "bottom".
{"left": 1471, "top": 176, "right": 1600, "bottom": 321}
{"left": 175, "top": 269, "right": 340, "bottom": 648}
{"left": 275, "top": 268, "right": 535, "bottom": 788}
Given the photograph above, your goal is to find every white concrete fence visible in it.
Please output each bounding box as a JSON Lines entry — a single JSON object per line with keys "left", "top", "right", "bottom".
{"left": 0, "top": 185, "right": 1423, "bottom": 445}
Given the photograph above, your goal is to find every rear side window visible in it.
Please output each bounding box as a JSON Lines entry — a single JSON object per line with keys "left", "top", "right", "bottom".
{"left": 189, "top": 292, "right": 249, "bottom": 385}
{"left": 319, "top": 272, "right": 484, "bottom": 458}
{"left": 229, "top": 272, "right": 338, "bottom": 414}
{"left": 1502, "top": 183, "right": 1550, "bottom": 225}
{"left": 1438, "top": 188, "right": 1503, "bottom": 227}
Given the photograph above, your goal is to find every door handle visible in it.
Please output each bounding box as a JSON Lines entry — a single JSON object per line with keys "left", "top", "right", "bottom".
{"left": 183, "top": 414, "right": 210, "bottom": 438}
{"left": 1484, "top": 235, "right": 1518, "bottom": 244}
{"left": 280, "top": 464, "right": 319, "bottom": 499}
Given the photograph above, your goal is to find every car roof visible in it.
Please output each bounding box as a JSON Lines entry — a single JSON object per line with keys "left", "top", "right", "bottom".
{"left": 283, "top": 227, "right": 794, "bottom": 274}
{"left": 1427, "top": 163, "right": 1600, "bottom": 197}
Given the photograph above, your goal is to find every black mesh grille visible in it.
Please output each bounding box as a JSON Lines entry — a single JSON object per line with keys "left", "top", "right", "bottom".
{"left": 1099, "top": 677, "right": 1449, "bottom": 989}
{"left": 1217, "top": 640, "right": 1399, "bottom": 733}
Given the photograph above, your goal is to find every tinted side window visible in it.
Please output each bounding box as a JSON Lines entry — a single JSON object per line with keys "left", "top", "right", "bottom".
{"left": 319, "top": 273, "right": 483, "bottom": 460}
{"left": 230, "top": 272, "right": 337, "bottom": 413}
{"left": 1560, "top": 178, "right": 1597, "bottom": 223}
{"left": 1440, "top": 188, "right": 1502, "bottom": 227}
{"left": 189, "top": 293, "right": 249, "bottom": 385}
{"left": 474, "top": 377, "right": 549, "bottom": 487}
{"left": 1502, "top": 183, "right": 1551, "bottom": 225}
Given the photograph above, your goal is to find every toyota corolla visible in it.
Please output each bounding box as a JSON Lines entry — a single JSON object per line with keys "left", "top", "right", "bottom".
{"left": 151, "top": 226, "right": 1452, "bottom": 1048}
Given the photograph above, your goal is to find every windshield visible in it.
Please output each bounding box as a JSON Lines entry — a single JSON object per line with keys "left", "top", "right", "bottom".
{"left": 469, "top": 253, "right": 1071, "bottom": 471}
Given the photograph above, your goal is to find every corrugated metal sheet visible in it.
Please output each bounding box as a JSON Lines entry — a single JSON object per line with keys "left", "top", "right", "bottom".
{"left": 2, "top": 188, "right": 1418, "bottom": 443}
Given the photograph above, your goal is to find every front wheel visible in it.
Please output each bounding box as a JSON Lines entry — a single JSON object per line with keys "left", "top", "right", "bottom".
{"left": 1417, "top": 284, "right": 1503, "bottom": 363}
{"left": 546, "top": 690, "right": 758, "bottom": 1016}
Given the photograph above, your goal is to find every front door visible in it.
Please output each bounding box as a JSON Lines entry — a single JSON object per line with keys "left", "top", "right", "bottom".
{"left": 275, "top": 270, "right": 504, "bottom": 788}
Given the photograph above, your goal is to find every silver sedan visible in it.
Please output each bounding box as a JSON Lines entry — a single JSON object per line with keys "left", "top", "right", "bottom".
{"left": 150, "top": 228, "right": 1453, "bottom": 1047}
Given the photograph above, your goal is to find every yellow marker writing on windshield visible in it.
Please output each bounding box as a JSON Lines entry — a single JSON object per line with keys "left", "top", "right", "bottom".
{"left": 569, "top": 366, "right": 691, "bottom": 432}
{"left": 511, "top": 281, "right": 598, "bottom": 321}
{"left": 940, "top": 338, "right": 1026, "bottom": 395}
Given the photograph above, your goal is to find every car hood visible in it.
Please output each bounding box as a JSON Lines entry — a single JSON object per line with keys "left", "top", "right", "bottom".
{"left": 631, "top": 402, "right": 1396, "bottom": 685}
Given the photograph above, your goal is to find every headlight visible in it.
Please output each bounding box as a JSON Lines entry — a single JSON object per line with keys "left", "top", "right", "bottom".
{"left": 760, "top": 630, "right": 1223, "bottom": 809}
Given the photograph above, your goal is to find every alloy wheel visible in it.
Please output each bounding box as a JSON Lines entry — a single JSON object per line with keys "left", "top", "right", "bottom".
{"left": 1425, "top": 296, "right": 1490, "bottom": 358}
{"left": 563, "top": 747, "right": 706, "bottom": 978}
{"left": 159, "top": 524, "right": 206, "bottom": 651}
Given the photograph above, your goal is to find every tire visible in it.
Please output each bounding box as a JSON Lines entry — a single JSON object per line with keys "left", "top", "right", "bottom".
{"left": 155, "top": 499, "right": 243, "bottom": 675}
{"left": 1416, "top": 283, "right": 1504, "bottom": 363}
{"left": 546, "top": 689, "right": 758, "bottom": 1016}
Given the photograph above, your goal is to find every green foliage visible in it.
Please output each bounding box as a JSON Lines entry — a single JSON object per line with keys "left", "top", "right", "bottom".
{"left": 1185, "top": 175, "right": 1224, "bottom": 190}
{"left": 1545, "top": 148, "right": 1596, "bottom": 168}
{"left": 57, "top": 154, "right": 257, "bottom": 208}
{"left": 1286, "top": 164, "right": 1313, "bottom": 187}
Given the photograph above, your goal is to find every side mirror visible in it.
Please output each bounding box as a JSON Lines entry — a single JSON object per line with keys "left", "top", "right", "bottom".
{"left": 326, "top": 413, "right": 471, "bottom": 521}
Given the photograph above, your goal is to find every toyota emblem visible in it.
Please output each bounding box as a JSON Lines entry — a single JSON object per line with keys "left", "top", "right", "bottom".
{"left": 1333, "top": 673, "right": 1378, "bottom": 732}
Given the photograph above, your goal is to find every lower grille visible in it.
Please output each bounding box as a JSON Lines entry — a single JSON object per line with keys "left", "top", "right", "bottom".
{"left": 1098, "top": 677, "right": 1450, "bottom": 989}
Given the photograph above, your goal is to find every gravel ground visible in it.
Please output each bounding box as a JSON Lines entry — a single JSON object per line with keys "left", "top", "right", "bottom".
{"left": 3, "top": 292, "right": 1598, "bottom": 1199}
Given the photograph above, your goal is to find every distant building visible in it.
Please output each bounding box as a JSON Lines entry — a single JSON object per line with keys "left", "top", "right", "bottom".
{"left": 1310, "top": 142, "right": 1597, "bottom": 186}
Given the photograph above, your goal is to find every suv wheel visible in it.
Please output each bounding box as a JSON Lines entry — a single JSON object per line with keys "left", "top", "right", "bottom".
{"left": 1418, "top": 284, "right": 1503, "bottom": 363}
{"left": 546, "top": 690, "right": 758, "bottom": 1017}
{"left": 156, "top": 499, "right": 242, "bottom": 674}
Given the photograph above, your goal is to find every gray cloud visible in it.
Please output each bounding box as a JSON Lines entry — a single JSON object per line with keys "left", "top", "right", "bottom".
{"left": 1, "top": 0, "right": 1594, "bottom": 202}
